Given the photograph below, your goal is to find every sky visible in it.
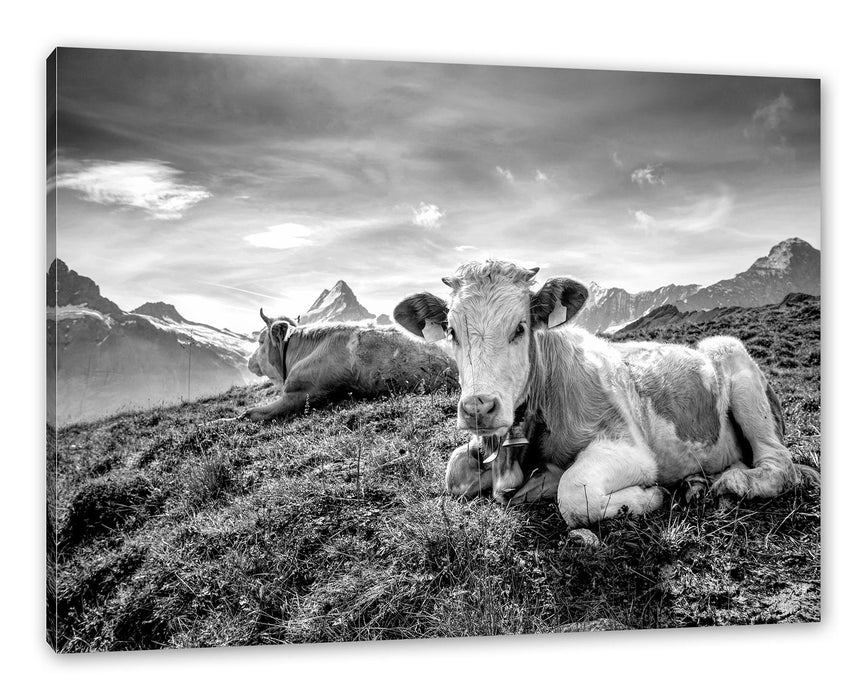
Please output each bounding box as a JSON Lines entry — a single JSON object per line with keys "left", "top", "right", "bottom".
{"left": 50, "top": 49, "right": 821, "bottom": 332}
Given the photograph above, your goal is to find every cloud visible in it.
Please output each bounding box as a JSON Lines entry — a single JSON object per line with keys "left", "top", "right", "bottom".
{"left": 630, "top": 191, "right": 733, "bottom": 235}
{"left": 496, "top": 166, "right": 515, "bottom": 183}
{"left": 632, "top": 209, "right": 656, "bottom": 232}
{"left": 752, "top": 92, "right": 794, "bottom": 133}
{"left": 630, "top": 164, "right": 666, "bottom": 187}
{"left": 534, "top": 169, "right": 550, "bottom": 182}
{"left": 244, "top": 223, "right": 317, "bottom": 249}
{"left": 455, "top": 245, "right": 477, "bottom": 252}
{"left": 612, "top": 151, "right": 624, "bottom": 169}
{"left": 746, "top": 93, "right": 795, "bottom": 158}
{"left": 412, "top": 202, "right": 444, "bottom": 229}
{"left": 666, "top": 192, "right": 733, "bottom": 233}
{"left": 56, "top": 159, "right": 211, "bottom": 220}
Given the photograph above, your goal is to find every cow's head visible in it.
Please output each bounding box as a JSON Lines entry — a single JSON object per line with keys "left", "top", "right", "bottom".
{"left": 248, "top": 308, "right": 297, "bottom": 385}
{"left": 394, "top": 261, "right": 588, "bottom": 435}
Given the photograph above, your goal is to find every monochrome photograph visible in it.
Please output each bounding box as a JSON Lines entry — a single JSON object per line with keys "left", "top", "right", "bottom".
{"left": 46, "top": 48, "right": 820, "bottom": 652}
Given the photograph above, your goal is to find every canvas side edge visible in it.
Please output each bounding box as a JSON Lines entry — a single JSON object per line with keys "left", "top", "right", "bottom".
{"left": 46, "top": 47, "right": 60, "bottom": 653}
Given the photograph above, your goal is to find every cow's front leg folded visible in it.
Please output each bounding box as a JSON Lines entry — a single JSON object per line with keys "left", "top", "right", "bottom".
{"left": 242, "top": 390, "right": 310, "bottom": 421}
{"left": 445, "top": 438, "right": 493, "bottom": 498}
{"left": 509, "top": 465, "right": 565, "bottom": 504}
{"left": 557, "top": 439, "right": 666, "bottom": 526}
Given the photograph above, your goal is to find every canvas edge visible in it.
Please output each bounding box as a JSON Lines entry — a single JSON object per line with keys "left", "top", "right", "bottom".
{"left": 46, "top": 47, "right": 60, "bottom": 653}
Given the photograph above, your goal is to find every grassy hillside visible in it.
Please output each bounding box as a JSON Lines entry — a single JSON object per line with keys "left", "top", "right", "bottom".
{"left": 48, "top": 297, "right": 820, "bottom": 651}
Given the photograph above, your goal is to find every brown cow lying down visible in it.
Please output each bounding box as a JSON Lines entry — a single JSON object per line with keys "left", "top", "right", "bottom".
{"left": 394, "top": 260, "right": 817, "bottom": 527}
{"left": 243, "top": 309, "right": 456, "bottom": 421}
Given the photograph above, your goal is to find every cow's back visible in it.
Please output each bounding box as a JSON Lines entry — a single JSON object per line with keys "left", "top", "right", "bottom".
{"left": 354, "top": 328, "right": 457, "bottom": 394}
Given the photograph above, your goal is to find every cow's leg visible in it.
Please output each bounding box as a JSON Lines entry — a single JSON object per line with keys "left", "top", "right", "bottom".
{"left": 243, "top": 390, "right": 311, "bottom": 421}
{"left": 510, "top": 465, "right": 564, "bottom": 504}
{"left": 445, "top": 438, "right": 493, "bottom": 498}
{"left": 701, "top": 339, "right": 806, "bottom": 499}
{"left": 557, "top": 439, "right": 664, "bottom": 527}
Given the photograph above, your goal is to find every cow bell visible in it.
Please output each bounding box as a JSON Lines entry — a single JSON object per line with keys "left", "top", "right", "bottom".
{"left": 481, "top": 425, "right": 529, "bottom": 464}
{"left": 501, "top": 424, "right": 529, "bottom": 448}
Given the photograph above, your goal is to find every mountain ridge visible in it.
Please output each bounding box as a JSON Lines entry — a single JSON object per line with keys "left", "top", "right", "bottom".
{"left": 575, "top": 238, "right": 820, "bottom": 333}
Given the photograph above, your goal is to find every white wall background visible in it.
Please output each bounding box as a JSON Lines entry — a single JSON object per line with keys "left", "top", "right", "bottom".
{"left": 2, "top": 1, "right": 861, "bottom": 697}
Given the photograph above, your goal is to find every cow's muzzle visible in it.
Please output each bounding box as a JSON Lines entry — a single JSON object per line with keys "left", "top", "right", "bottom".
{"left": 458, "top": 393, "right": 510, "bottom": 433}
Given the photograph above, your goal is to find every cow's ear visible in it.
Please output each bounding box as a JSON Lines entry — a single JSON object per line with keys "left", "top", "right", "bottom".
{"left": 394, "top": 293, "right": 448, "bottom": 341}
{"left": 270, "top": 320, "right": 292, "bottom": 343}
{"left": 530, "top": 278, "right": 588, "bottom": 329}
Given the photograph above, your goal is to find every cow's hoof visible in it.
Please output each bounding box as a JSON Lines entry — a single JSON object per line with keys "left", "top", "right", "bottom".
{"left": 795, "top": 463, "right": 821, "bottom": 488}
{"left": 493, "top": 488, "right": 517, "bottom": 505}
{"left": 568, "top": 528, "right": 600, "bottom": 548}
{"left": 683, "top": 475, "right": 709, "bottom": 504}
{"left": 710, "top": 467, "right": 752, "bottom": 499}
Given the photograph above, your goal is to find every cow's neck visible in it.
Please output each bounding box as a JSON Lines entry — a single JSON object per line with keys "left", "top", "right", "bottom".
{"left": 524, "top": 328, "right": 624, "bottom": 465}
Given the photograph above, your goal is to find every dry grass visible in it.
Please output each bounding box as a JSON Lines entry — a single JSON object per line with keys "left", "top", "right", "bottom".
{"left": 48, "top": 296, "right": 820, "bottom": 651}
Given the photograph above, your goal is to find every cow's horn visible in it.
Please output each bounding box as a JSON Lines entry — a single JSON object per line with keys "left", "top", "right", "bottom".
{"left": 260, "top": 307, "right": 272, "bottom": 325}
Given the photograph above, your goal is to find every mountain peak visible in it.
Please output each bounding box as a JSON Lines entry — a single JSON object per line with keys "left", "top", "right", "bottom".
{"left": 47, "top": 258, "right": 124, "bottom": 317}
{"left": 750, "top": 237, "right": 819, "bottom": 273}
{"left": 300, "top": 279, "right": 374, "bottom": 324}
{"left": 132, "top": 301, "right": 188, "bottom": 324}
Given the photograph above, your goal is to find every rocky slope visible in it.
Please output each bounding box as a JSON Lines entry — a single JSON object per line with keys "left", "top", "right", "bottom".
{"left": 611, "top": 292, "right": 819, "bottom": 338}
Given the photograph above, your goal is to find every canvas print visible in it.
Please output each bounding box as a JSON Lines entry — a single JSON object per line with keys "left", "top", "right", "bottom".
{"left": 47, "top": 49, "right": 821, "bottom": 652}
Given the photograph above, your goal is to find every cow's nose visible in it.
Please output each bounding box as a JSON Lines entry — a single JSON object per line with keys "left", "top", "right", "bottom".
{"left": 460, "top": 394, "right": 499, "bottom": 420}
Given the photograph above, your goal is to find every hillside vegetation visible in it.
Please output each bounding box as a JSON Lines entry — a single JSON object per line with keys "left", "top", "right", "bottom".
{"left": 48, "top": 296, "right": 820, "bottom": 651}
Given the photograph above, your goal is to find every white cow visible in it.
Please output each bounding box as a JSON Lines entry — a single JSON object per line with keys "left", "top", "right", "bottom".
{"left": 394, "top": 260, "right": 816, "bottom": 527}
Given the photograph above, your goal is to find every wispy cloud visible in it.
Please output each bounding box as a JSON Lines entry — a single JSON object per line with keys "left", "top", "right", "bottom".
{"left": 56, "top": 159, "right": 211, "bottom": 220}
{"left": 746, "top": 92, "right": 795, "bottom": 158}
{"left": 244, "top": 223, "right": 317, "bottom": 249}
{"left": 630, "top": 164, "right": 666, "bottom": 187}
{"left": 666, "top": 192, "right": 733, "bottom": 233}
{"left": 631, "top": 191, "right": 733, "bottom": 235}
{"left": 612, "top": 151, "right": 624, "bottom": 169}
{"left": 455, "top": 244, "right": 477, "bottom": 252}
{"left": 753, "top": 92, "right": 794, "bottom": 133}
{"left": 198, "top": 281, "right": 284, "bottom": 300}
{"left": 496, "top": 166, "right": 515, "bottom": 183}
{"left": 412, "top": 202, "right": 444, "bottom": 229}
{"left": 534, "top": 169, "right": 550, "bottom": 182}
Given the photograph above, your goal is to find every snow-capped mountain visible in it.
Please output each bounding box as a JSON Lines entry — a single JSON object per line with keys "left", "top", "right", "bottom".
{"left": 47, "top": 260, "right": 256, "bottom": 426}
{"left": 129, "top": 301, "right": 255, "bottom": 369}
{"left": 576, "top": 281, "right": 701, "bottom": 335}
{"left": 575, "top": 238, "right": 820, "bottom": 334}
{"left": 299, "top": 280, "right": 375, "bottom": 324}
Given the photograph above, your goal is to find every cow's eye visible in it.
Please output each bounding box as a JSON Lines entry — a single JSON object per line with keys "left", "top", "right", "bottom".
{"left": 511, "top": 323, "right": 526, "bottom": 343}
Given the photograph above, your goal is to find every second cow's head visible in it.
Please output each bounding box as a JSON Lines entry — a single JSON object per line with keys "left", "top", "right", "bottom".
{"left": 248, "top": 308, "right": 297, "bottom": 384}
{"left": 394, "top": 260, "right": 588, "bottom": 436}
